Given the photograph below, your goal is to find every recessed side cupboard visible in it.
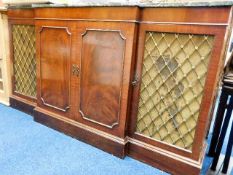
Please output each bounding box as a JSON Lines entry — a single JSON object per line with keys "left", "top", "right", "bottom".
{"left": 7, "top": 6, "right": 233, "bottom": 175}
{"left": 0, "top": 10, "right": 10, "bottom": 105}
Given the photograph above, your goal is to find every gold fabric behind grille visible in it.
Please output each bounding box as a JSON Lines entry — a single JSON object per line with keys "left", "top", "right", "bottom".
{"left": 12, "top": 25, "right": 36, "bottom": 98}
{"left": 136, "top": 32, "right": 214, "bottom": 150}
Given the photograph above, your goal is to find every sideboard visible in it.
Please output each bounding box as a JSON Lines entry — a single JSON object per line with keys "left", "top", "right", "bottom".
{"left": 7, "top": 3, "right": 233, "bottom": 175}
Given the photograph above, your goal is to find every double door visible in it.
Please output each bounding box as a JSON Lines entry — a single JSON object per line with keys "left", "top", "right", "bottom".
{"left": 36, "top": 20, "right": 136, "bottom": 139}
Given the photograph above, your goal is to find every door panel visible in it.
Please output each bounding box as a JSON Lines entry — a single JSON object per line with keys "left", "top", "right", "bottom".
{"left": 129, "top": 23, "right": 226, "bottom": 160}
{"left": 135, "top": 31, "right": 214, "bottom": 150}
{"left": 12, "top": 24, "right": 36, "bottom": 98}
{"left": 73, "top": 21, "right": 136, "bottom": 138}
{"left": 79, "top": 30, "right": 125, "bottom": 128}
{"left": 39, "top": 27, "right": 71, "bottom": 112}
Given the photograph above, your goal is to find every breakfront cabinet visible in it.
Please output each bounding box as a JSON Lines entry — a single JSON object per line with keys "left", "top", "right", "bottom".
{"left": 7, "top": 6, "right": 233, "bottom": 175}
{"left": 0, "top": 10, "right": 10, "bottom": 105}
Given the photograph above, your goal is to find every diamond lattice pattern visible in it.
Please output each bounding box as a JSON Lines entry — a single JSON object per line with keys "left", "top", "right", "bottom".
{"left": 136, "top": 32, "right": 214, "bottom": 150}
{"left": 12, "top": 25, "right": 36, "bottom": 98}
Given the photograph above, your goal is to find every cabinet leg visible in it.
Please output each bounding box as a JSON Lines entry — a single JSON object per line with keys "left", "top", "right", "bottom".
{"left": 211, "top": 96, "right": 233, "bottom": 171}
{"left": 222, "top": 120, "right": 233, "bottom": 174}
{"left": 208, "top": 91, "right": 228, "bottom": 157}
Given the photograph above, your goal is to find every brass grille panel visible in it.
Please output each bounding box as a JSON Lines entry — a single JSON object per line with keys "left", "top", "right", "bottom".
{"left": 12, "top": 25, "right": 36, "bottom": 98}
{"left": 136, "top": 32, "right": 214, "bottom": 150}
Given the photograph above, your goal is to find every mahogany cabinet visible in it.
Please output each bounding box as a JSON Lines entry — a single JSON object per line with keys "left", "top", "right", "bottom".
{"left": 7, "top": 5, "right": 233, "bottom": 175}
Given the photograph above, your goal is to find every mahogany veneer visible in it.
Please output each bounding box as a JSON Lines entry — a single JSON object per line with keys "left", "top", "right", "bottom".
{"left": 7, "top": 6, "right": 233, "bottom": 175}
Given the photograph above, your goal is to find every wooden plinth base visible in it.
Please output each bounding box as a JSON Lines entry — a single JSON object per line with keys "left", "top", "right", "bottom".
{"left": 34, "top": 107, "right": 127, "bottom": 158}
{"left": 10, "top": 96, "right": 36, "bottom": 115}
{"left": 127, "top": 138, "right": 204, "bottom": 175}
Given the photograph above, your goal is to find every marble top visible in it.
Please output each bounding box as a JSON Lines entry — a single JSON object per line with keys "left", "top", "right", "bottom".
{"left": 5, "top": 0, "right": 233, "bottom": 8}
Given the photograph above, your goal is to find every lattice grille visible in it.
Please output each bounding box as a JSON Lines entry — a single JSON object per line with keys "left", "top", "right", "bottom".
{"left": 136, "top": 32, "right": 214, "bottom": 150}
{"left": 12, "top": 25, "right": 36, "bottom": 98}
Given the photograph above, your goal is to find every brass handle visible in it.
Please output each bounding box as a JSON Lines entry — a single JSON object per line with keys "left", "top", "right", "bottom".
{"left": 132, "top": 74, "right": 139, "bottom": 86}
{"left": 72, "top": 64, "right": 80, "bottom": 77}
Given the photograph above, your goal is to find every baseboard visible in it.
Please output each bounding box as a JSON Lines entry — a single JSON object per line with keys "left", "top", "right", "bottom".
{"left": 10, "top": 96, "right": 36, "bottom": 115}
{"left": 127, "top": 138, "right": 203, "bottom": 175}
{"left": 0, "top": 99, "right": 9, "bottom": 106}
{"left": 34, "top": 107, "right": 127, "bottom": 158}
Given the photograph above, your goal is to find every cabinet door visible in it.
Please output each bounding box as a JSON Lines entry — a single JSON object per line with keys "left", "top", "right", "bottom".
{"left": 37, "top": 25, "right": 71, "bottom": 115}
{"left": 11, "top": 24, "right": 36, "bottom": 99}
{"left": 129, "top": 23, "right": 226, "bottom": 161}
{"left": 80, "top": 29, "right": 125, "bottom": 127}
{"left": 74, "top": 22, "right": 135, "bottom": 137}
